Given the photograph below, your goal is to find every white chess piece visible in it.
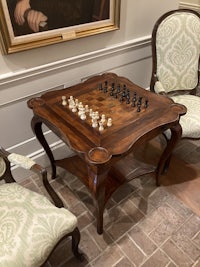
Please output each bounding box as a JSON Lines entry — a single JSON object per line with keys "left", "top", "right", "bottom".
{"left": 107, "top": 118, "right": 112, "bottom": 127}
{"left": 75, "top": 99, "right": 79, "bottom": 107}
{"left": 78, "top": 102, "right": 83, "bottom": 109}
{"left": 61, "top": 96, "right": 67, "bottom": 106}
{"left": 92, "top": 118, "right": 98, "bottom": 128}
{"left": 101, "top": 114, "right": 106, "bottom": 124}
{"left": 78, "top": 104, "right": 84, "bottom": 116}
{"left": 80, "top": 108, "right": 86, "bottom": 120}
{"left": 89, "top": 109, "right": 93, "bottom": 117}
{"left": 85, "top": 105, "right": 89, "bottom": 113}
{"left": 99, "top": 121, "right": 104, "bottom": 131}
{"left": 95, "top": 111, "right": 99, "bottom": 119}
{"left": 72, "top": 103, "right": 77, "bottom": 113}
{"left": 68, "top": 96, "right": 74, "bottom": 109}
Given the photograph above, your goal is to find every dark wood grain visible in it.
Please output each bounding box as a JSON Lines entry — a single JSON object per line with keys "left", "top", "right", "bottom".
{"left": 28, "top": 72, "right": 186, "bottom": 234}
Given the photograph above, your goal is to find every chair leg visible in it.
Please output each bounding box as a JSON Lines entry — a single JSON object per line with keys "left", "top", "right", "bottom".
{"left": 71, "top": 227, "right": 84, "bottom": 261}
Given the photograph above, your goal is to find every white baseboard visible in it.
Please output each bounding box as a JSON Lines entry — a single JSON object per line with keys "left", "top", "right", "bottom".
{"left": 12, "top": 138, "right": 74, "bottom": 181}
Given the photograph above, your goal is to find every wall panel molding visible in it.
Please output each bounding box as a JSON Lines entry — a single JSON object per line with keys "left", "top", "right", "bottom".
{"left": 179, "top": 2, "right": 200, "bottom": 12}
{"left": 1, "top": 36, "right": 152, "bottom": 179}
{"left": 0, "top": 36, "right": 151, "bottom": 106}
{"left": 0, "top": 36, "right": 151, "bottom": 86}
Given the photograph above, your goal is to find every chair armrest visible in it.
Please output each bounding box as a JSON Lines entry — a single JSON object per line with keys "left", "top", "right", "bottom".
{"left": 0, "top": 147, "right": 63, "bottom": 208}
{"left": 8, "top": 153, "right": 36, "bottom": 169}
{"left": 6, "top": 151, "right": 47, "bottom": 182}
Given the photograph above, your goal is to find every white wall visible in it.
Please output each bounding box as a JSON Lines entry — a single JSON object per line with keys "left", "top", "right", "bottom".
{"left": 180, "top": 0, "right": 199, "bottom": 4}
{"left": 0, "top": 0, "right": 178, "bottom": 179}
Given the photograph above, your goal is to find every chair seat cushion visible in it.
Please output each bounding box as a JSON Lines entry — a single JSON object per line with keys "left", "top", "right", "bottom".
{"left": 0, "top": 183, "right": 77, "bottom": 267}
{"left": 171, "top": 94, "right": 200, "bottom": 138}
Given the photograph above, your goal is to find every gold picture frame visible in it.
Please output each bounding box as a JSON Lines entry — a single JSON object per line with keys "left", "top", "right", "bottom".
{"left": 0, "top": 0, "right": 120, "bottom": 54}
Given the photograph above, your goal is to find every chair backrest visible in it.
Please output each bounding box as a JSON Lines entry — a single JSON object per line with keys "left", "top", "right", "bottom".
{"left": 150, "top": 9, "right": 200, "bottom": 94}
{"left": 0, "top": 148, "right": 15, "bottom": 183}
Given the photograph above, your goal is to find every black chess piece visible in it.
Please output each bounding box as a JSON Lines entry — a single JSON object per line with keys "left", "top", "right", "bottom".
{"left": 144, "top": 99, "right": 149, "bottom": 108}
{"left": 137, "top": 97, "right": 142, "bottom": 112}
{"left": 116, "top": 85, "right": 121, "bottom": 94}
{"left": 131, "top": 98, "right": 136, "bottom": 107}
{"left": 138, "top": 96, "right": 143, "bottom": 105}
{"left": 110, "top": 83, "right": 115, "bottom": 96}
{"left": 126, "top": 91, "right": 130, "bottom": 104}
{"left": 99, "top": 83, "right": 103, "bottom": 90}
{"left": 120, "top": 96, "right": 124, "bottom": 102}
{"left": 137, "top": 104, "right": 141, "bottom": 112}
{"left": 131, "top": 92, "right": 137, "bottom": 107}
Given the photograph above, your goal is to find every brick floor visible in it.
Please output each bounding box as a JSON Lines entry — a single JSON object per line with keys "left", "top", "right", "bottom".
{"left": 19, "top": 138, "right": 200, "bottom": 267}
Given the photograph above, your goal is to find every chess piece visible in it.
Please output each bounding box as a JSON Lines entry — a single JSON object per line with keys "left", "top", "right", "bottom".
{"left": 89, "top": 109, "right": 93, "bottom": 117}
{"left": 104, "top": 81, "right": 108, "bottom": 93}
{"left": 101, "top": 114, "right": 106, "bottom": 124}
{"left": 72, "top": 103, "right": 77, "bottom": 113}
{"left": 61, "top": 96, "right": 67, "bottom": 106}
{"left": 78, "top": 103, "right": 83, "bottom": 116}
{"left": 78, "top": 102, "right": 83, "bottom": 109}
{"left": 68, "top": 96, "right": 75, "bottom": 109}
{"left": 137, "top": 104, "right": 141, "bottom": 112}
{"left": 80, "top": 108, "right": 86, "bottom": 120}
{"left": 99, "top": 121, "right": 104, "bottom": 131}
{"left": 92, "top": 118, "right": 98, "bottom": 128}
{"left": 99, "top": 83, "right": 103, "bottom": 90}
{"left": 144, "top": 99, "right": 149, "bottom": 108}
{"left": 95, "top": 111, "right": 99, "bottom": 120}
{"left": 85, "top": 105, "right": 89, "bottom": 113}
{"left": 75, "top": 99, "right": 79, "bottom": 107}
{"left": 107, "top": 118, "right": 112, "bottom": 127}
{"left": 126, "top": 90, "right": 130, "bottom": 104}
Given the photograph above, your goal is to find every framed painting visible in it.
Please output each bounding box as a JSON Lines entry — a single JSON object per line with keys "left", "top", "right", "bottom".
{"left": 0, "top": 0, "right": 120, "bottom": 54}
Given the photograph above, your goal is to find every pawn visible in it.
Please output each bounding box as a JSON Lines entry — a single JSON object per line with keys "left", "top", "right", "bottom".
{"left": 80, "top": 111, "right": 86, "bottom": 120}
{"left": 95, "top": 111, "right": 99, "bottom": 120}
{"left": 72, "top": 103, "right": 77, "bottom": 113}
{"left": 61, "top": 96, "right": 67, "bottom": 106}
{"left": 107, "top": 118, "right": 112, "bottom": 127}
{"left": 92, "top": 118, "right": 98, "bottom": 128}
{"left": 99, "top": 121, "right": 104, "bottom": 131}
{"left": 89, "top": 109, "right": 93, "bottom": 117}
{"left": 85, "top": 105, "right": 89, "bottom": 113}
{"left": 101, "top": 114, "right": 106, "bottom": 124}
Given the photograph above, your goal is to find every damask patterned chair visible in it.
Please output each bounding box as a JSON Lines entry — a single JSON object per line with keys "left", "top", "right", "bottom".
{"left": 150, "top": 9, "right": 200, "bottom": 139}
{"left": 0, "top": 147, "right": 83, "bottom": 266}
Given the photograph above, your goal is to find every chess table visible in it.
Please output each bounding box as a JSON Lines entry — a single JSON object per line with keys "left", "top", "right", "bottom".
{"left": 28, "top": 72, "right": 186, "bottom": 234}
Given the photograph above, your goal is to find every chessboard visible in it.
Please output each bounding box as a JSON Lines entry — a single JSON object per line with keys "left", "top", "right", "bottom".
{"left": 51, "top": 78, "right": 151, "bottom": 134}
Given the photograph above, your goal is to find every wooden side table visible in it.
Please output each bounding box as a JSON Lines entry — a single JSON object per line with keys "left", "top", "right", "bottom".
{"left": 28, "top": 72, "right": 186, "bottom": 234}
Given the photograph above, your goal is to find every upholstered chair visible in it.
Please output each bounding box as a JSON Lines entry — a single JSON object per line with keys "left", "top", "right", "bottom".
{"left": 150, "top": 9, "right": 200, "bottom": 139}
{"left": 0, "top": 147, "right": 83, "bottom": 266}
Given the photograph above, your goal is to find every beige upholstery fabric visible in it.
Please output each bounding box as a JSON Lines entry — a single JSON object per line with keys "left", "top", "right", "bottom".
{"left": 8, "top": 153, "right": 35, "bottom": 170}
{"left": 153, "top": 10, "right": 200, "bottom": 139}
{"left": 155, "top": 12, "right": 200, "bottom": 93}
{"left": 171, "top": 95, "right": 200, "bottom": 138}
{"left": 0, "top": 183, "right": 78, "bottom": 267}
